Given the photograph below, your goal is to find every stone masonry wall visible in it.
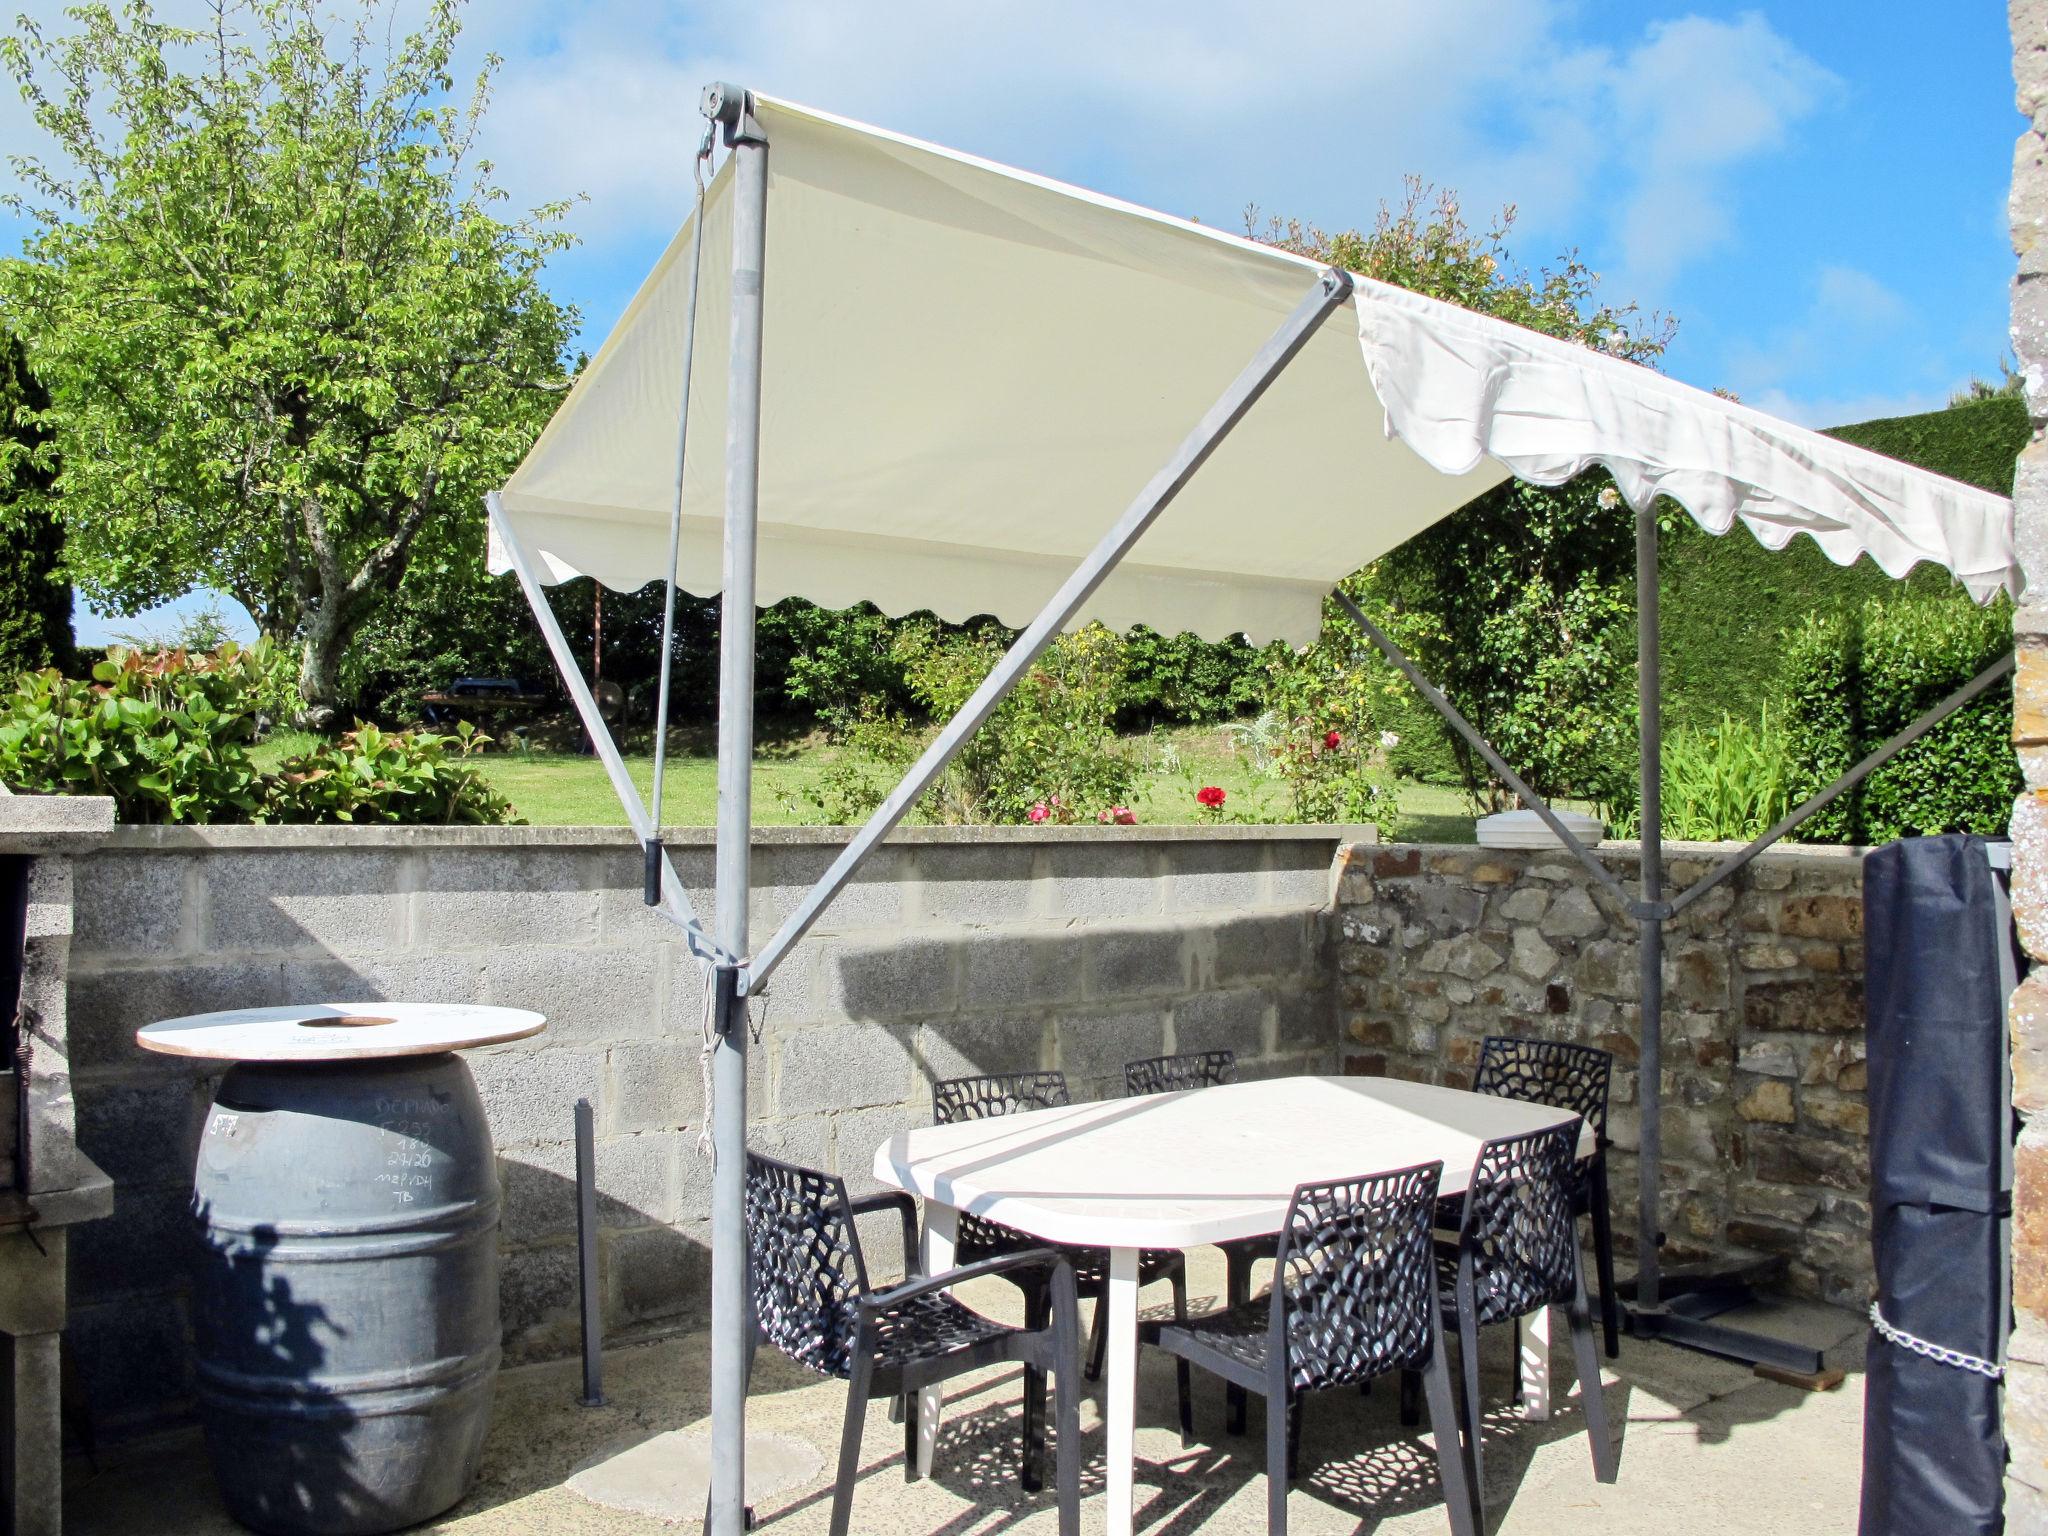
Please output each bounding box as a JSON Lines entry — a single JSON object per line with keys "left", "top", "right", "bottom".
{"left": 2012, "top": 2, "right": 2048, "bottom": 1519}
{"left": 1336, "top": 840, "right": 1872, "bottom": 1307}
{"left": 61, "top": 823, "right": 1344, "bottom": 1441}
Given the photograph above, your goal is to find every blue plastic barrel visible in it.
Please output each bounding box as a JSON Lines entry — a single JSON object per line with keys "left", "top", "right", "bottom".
{"left": 190, "top": 1052, "right": 502, "bottom": 1535}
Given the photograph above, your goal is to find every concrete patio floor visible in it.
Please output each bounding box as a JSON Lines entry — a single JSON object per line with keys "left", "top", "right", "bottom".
{"left": 64, "top": 1250, "right": 1865, "bottom": 1535}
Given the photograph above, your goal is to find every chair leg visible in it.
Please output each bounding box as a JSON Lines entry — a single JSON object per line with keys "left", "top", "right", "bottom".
{"left": 1266, "top": 1389, "right": 1291, "bottom": 1536}
{"left": 1086, "top": 1288, "right": 1110, "bottom": 1382}
{"left": 1226, "top": 1246, "right": 1251, "bottom": 1436}
{"left": 1454, "top": 1273, "right": 1486, "bottom": 1524}
{"left": 1171, "top": 1264, "right": 1194, "bottom": 1448}
{"left": 1021, "top": 1286, "right": 1049, "bottom": 1493}
{"left": 1021, "top": 1362, "right": 1045, "bottom": 1496}
{"left": 830, "top": 1352, "right": 876, "bottom": 1536}
{"left": 1568, "top": 1256, "right": 1618, "bottom": 1484}
{"left": 1398, "top": 1368, "right": 1421, "bottom": 1427}
{"left": 1589, "top": 1158, "right": 1621, "bottom": 1359}
{"left": 1286, "top": 1393, "right": 1303, "bottom": 1481}
{"left": 1421, "top": 1344, "right": 1480, "bottom": 1536}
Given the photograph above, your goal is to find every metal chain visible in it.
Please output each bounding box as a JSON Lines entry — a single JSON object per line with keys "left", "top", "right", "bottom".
{"left": 1868, "top": 1302, "right": 2004, "bottom": 1380}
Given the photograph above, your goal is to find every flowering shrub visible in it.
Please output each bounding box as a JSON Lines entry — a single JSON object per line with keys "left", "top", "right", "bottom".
{"left": 1250, "top": 624, "right": 1402, "bottom": 836}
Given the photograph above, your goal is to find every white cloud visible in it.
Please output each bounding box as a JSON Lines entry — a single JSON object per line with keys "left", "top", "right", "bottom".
{"left": 1, "top": 1, "right": 1840, "bottom": 338}
{"left": 1813, "top": 263, "right": 1910, "bottom": 327}
{"left": 1603, "top": 13, "right": 1839, "bottom": 296}
{"left": 1747, "top": 385, "right": 1945, "bottom": 431}
{"left": 1717, "top": 263, "right": 1974, "bottom": 428}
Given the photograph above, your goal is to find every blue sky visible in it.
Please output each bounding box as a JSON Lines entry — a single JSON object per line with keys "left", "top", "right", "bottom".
{"left": 0, "top": 2, "right": 2022, "bottom": 640}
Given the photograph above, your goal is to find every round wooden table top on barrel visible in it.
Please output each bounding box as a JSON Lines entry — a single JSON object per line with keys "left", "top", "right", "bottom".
{"left": 136, "top": 1001, "right": 545, "bottom": 1062}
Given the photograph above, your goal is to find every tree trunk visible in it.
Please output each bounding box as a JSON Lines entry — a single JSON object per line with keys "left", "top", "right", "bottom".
{"left": 295, "top": 602, "right": 355, "bottom": 731}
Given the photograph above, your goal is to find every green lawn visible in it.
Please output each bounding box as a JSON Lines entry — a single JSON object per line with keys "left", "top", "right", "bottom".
{"left": 256, "top": 722, "right": 1487, "bottom": 836}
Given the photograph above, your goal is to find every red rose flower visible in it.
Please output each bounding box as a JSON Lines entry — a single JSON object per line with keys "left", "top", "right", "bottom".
{"left": 1324, "top": 730, "right": 1342, "bottom": 750}
{"left": 1195, "top": 785, "right": 1226, "bottom": 808}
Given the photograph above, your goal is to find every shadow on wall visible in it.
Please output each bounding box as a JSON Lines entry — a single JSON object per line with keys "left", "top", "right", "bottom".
{"left": 63, "top": 875, "right": 707, "bottom": 1447}
{"left": 62, "top": 834, "right": 1333, "bottom": 1446}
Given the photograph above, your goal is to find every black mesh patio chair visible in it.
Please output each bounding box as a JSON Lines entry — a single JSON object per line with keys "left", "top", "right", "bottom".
{"left": 1123, "top": 1048, "right": 1237, "bottom": 1097}
{"left": 1454, "top": 1036, "right": 1619, "bottom": 1356}
{"left": 1141, "top": 1162, "right": 1477, "bottom": 1536}
{"left": 744, "top": 1150, "right": 1082, "bottom": 1536}
{"left": 1407, "top": 1121, "right": 1616, "bottom": 1527}
{"left": 931, "top": 1070, "right": 1192, "bottom": 1429}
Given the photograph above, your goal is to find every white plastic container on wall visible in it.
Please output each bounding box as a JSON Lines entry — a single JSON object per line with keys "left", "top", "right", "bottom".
{"left": 1474, "top": 808, "right": 1607, "bottom": 849}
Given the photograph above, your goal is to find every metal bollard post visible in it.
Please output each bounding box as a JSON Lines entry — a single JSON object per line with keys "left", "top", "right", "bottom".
{"left": 575, "top": 1098, "right": 606, "bottom": 1407}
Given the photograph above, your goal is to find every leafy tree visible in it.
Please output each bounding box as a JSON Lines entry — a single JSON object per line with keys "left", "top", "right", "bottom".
{"left": 0, "top": 332, "right": 72, "bottom": 676}
{"left": 1250, "top": 181, "right": 1671, "bottom": 808}
{"left": 1, "top": 0, "right": 575, "bottom": 723}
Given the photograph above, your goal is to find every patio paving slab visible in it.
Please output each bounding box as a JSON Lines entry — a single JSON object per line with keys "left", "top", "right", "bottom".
{"left": 64, "top": 1252, "right": 1866, "bottom": 1536}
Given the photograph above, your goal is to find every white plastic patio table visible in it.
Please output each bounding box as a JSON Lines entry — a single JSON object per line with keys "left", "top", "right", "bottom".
{"left": 873, "top": 1074, "right": 1590, "bottom": 1536}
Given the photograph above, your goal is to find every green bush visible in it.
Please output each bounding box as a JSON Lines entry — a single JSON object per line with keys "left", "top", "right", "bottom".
{"left": 1655, "top": 707, "right": 1795, "bottom": 842}
{"left": 797, "top": 622, "right": 1143, "bottom": 825}
{"left": 1115, "top": 627, "right": 1263, "bottom": 727}
{"left": 0, "top": 645, "right": 270, "bottom": 821}
{"left": 0, "top": 642, "right": 518, "bottom": 825}
{"left": 1780, "top": 597, "right": 2018, "bottom": 844}
{"left": 899, "top": 622, "right": 1142, "bottom": 823}
{"left": 266, "top": 722, "right": 518, "bottom": 825}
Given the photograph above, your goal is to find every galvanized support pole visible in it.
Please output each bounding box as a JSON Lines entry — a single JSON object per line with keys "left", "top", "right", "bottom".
{"left": 574, "top": 1098, "right": 605, "bottom": 1407}
{"left": 705, "top": 81, "right": 766, "bottom": 1536}
{"left": 1634, "top": 502, "right": 1664, "bottom": 1312}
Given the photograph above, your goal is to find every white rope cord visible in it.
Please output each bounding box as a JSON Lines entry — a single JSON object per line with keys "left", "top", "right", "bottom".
{"left": 662, "top": 119, "right": 723, "bottom": 1167}
{"left": 1869, "top": 1302, "right": 2004, "bottom": 1380}
{"left": 697, "top": 974, "right": 718, "bottom": 1161}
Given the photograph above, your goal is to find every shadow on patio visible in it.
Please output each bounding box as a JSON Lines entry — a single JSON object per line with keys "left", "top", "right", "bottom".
{"left": 63, "top": 1249, "right": 1865, "bottom": 1536}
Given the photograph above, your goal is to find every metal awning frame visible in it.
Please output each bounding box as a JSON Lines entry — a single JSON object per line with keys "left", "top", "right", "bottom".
{"left": 488, "top": 83, "right": 2015, "bottom": 1534}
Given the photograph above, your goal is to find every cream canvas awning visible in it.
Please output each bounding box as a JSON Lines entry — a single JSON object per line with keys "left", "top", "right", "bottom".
{"left": 491, "top": 95, "right": 2019, "bottom": 638}
{"left": 489, "top": 93, "right": 2025, "bottom": 1530}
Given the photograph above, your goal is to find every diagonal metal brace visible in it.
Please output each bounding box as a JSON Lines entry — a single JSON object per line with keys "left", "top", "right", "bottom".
{"left": 1665, "top": 649, "right": 2016, "bottom": 918}
{"left": 487, "top": 493, "right": 732, "bottom": 969}
{"left": 743, "top": 267, "right": 1359, "bottom": 994}
{"left": 1332, "top": 591, "right": 1636, "bottom": 911}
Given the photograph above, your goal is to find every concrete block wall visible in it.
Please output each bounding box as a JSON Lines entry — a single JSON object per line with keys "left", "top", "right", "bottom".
{"left": 62, "top": 823, "right": 1349, "bottom": 1440}
{"left": 1336, "top": 840, "right": 1873, "bottom": 1306}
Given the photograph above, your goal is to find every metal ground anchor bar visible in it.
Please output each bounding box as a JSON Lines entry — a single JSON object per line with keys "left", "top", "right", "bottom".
{"left": 487, "top": 493, "right": 728, "bottom": 968}
{"left": 744, "top": 267, "right": 1357, "bottom": 995}
{"left": 1625, "top": 1305, "right": 1824, "bottom": 1377}
{"left": 1332, "top": 591, "right": 1634, "bottom": 911}
{"left": 574, "top": 1098, "right": 606, "bottom": 1407}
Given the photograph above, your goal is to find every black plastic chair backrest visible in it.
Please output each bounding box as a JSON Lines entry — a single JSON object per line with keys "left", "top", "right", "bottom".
{"left": 1124, "top": 1049, "right": 1236, "bottom": 1097}
{"left": 1453, "top": 1121, "right": 1583, "bottom": 1328}
{"left": 743, "top": 1150, "right": 869, "bottom": 1380}
{"left": 1268, "top": 1160, "right": 1444, "bottom": 1391}
{"left": 932, "top": 1068, "right": 1071, "bottom": 1124}
{"left": 1473, "top": 1036, "right": 1612, "bottom": 1142}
